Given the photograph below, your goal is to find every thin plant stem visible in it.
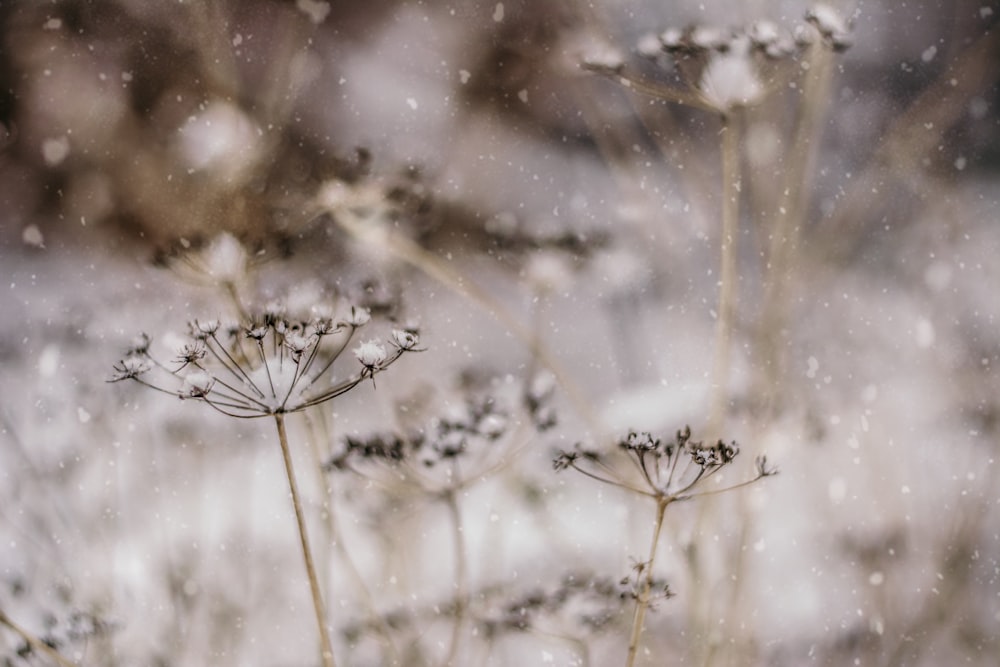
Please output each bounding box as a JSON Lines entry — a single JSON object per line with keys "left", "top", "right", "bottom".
{"left": 441, "top": 487, "right": 468, "bottom": 667}
{"left": 303, "top": 410, "right": 402, "bottom": 665}
{"left": 756, "top": 42, "right": 834, "bottom": 415}
{"left": 625, "top": 497, "right": 669, "bottom": 667}
{"left": 708, "top": 113, "right": 741, "bottom": 439}
{"left": 0, "top": 609, "right": 80, "bottom": 667}
{"left": 274, "top": 413, "right": 336, "bottom": 667}
{"left": 223, "top": 280, "right": 249, "bottom": 321}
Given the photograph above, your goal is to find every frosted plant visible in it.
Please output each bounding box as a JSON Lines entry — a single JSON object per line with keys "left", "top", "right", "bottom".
{"left": 160, "top": 231, "right": 256, "bottom": 318}
{"left": 110, "top": 306, "right": 416, "bottom": 418}
{"left": 109, "top": 303, "right": 420, "bottom": 667}
{"left": 806, "top": 3, "right": 853, "bottom": 51}
{"left": 554, "top": 426, "right": 776, "bottom": 667}
{"left": 698, "top": 39, "right": 765, "bottom": 112}
{"left": 325, "top": 375, "right": 557, "bottom": 665}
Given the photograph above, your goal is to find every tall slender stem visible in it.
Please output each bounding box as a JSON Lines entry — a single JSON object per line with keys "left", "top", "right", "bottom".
{"left": 625, "top": 497, "right": 669, "bottom": 667}
{"left": 756, "top": 42, "right": 833, "bottom": 416}
{"left": 442, "top": 488, "right": 468, "bottom": 667}
{"left": 708, "top": 113, "right": 740, "bottom": 439}
{"left": 274, "top": 413, "right": 336, "bottom": 667}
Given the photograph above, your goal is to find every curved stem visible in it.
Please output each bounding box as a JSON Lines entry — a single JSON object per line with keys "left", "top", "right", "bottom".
{"left": 441, "top": 488, "right": 468, "bottom": 667}
{"left": 708, "top": 113, "right": 740, "bottom": 439}
{"left": 274, "top": 414, "right": 336, "bottom": 667}
{"left": 0, "top": 609, "right": 79, "bottom": 667}
{"left": 625, "top": 497, "right": 669, "bottom": 667}
{"left": 303, "top": 410, "right": 402, "bottom": 664}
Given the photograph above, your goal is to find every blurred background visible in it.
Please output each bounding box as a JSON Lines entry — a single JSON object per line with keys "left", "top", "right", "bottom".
{"left": 1, "top": 0, "right": 998, "bottom": 665}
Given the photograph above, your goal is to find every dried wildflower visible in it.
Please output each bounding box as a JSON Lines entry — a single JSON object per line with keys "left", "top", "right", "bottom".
{"left": 621, "top": 431, "right": 659, "bottom": 452}
{"left": 176, "top": 341, "right": 207, "bottom": 364}
{"left": 556, "top": 425, "right": 768, "bottom": 501}
{"left": 806, "top": 3, "right": 853, "bottom": 50}
{"left": 109, "top": 305, "right": 417, "bottom": 418}
{"left": 165, "top": 232, "right": 251, "bottom": 288}
{"left": 555, "top": 425, "right": 775, "bottom": 667}
{"left": 328, "top": 384, "right": 529, "bottom": 482}
{"left": 552, "top": 450, "right": 580, "bottom": 472}
{"left": 354, "top": 340, "right": 388, "bottom": 373}
{"left": 182, "top": 370, "right": 215, "bottom": 398}
{"left": 698, "top": 43, "right": 765, "bottom": 112}
{"left": 110, "top": 355, "right": 150, "bottom": 381}
{"left": 344, "top": 305, "right": 372, "bottom": 327}
{"left": 390, "top": 328, "right": 420, "bottom": 351}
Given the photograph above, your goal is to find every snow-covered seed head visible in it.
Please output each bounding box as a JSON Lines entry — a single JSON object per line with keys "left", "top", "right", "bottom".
{"left": 284, "top": 333, "right": 313, "bottom": 358}
{"left": 312, "top": 317, "right": 338, "bottom": 336}
{"left": 749, "top": 20, "right": 781, "bottom": 46}
{"left": 176, "top": 342, "right": 207, "bottom": 364}
{"left": 246, "top": 325, "right": 268, "bottom": 341}
{"left": 806, "top": 3, "right": 852, "bottom": 50}
{"left": 622, "top": 431, "right": 659, "bottom": 452}
{"left": 477, "top": 413, "right": 508, "bottom": 440}
{"left": 636, "top": 33, "right": 664, "bottom": 59}
{"left": 390, "top": 329, "right": 419, "bottom": 351}
{"left": 182, "top": 371, "right": 215, "bottom": 398}
{"left": 582, "top": 44, "right": 626, "bottom": 73}
{"left": 193, "top": 319, "right": 220, "bottom": 336}
{"left": 201, "top": 232, "right": 248, "bottom": 283}
{"left": 128, "top": 333, "right": 152, "bottom": 355}
{"left": 344, "top": 306, "right": 371, "bottom": 328}
{"left": 659, "top": 27, "right": 685, "bottom": 52}
{"left": 354, "top": 340, "right": 387, "bottom": 371}
{"left": 110, "top": 356, "right": 151, "bottom": 381}
{"left": 690, "top": 24, "right": 731, "bottom": 51}
{"left": 699, "top": 48, "right": 764, "bottom": 111}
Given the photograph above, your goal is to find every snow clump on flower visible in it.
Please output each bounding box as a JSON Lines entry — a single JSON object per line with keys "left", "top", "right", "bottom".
{"left": 354, "top": 340, "right": 388, "bottom": 370}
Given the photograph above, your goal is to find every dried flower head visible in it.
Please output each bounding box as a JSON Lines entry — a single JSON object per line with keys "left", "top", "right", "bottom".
{"left": 109, "top": 305, "right": 418, "bottom": 418}
{"left": 354, "top": 340, "right": 388, "bottom": 373}
{"left": 166, "top": 232, "right": 252, "bottom": 288}
{"left": 698, "top": 43, "right": 765, "bottom": 112}
{"left": 555, "top": 425, "right": 774, "bottom": 501}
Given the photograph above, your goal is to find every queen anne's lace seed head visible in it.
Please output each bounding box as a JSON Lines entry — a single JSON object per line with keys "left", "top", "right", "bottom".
{"left": 390, "top": 329, "right": 419, "bottom": 351}
{"left": 195, "top": 319, "right": 220, "bottom": 335}
{"left": 699, "top": 46, "right": 764, "bottom": 112}
{"left": 111, "top": 356, "right": 150, "bottom": 381}
{"left": 354, "top": 340, "right": 387, "bottom": 371}
{"left": 111, "top": 304, "right": 420, "bottom": 417}
{"left": 556, "top": 426, "right": 772, "bottom": 500}
{"left": 285, "top": 333, "right": 313, "bottom": 357}
{"left": 176, "top": 342, "right": 207, "bottom": 364}
{"left": 201, "top": 232, "right": 248, "bottom": 283}
{"left": 128, "top": 333, "right": 152, "bottom": 355}
{"left": 183, "top": 371, "right": 215, "bottom": 397}
{"left": 344, "top": 306, "right": 371, "bottom": 328}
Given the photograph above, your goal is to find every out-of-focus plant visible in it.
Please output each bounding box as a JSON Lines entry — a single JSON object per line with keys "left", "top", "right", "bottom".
{"left": 555, "top": 427, "right": 776, "bottom": 666}
{"left": 324, "top": 372, "right": 557, "bottom": 665}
